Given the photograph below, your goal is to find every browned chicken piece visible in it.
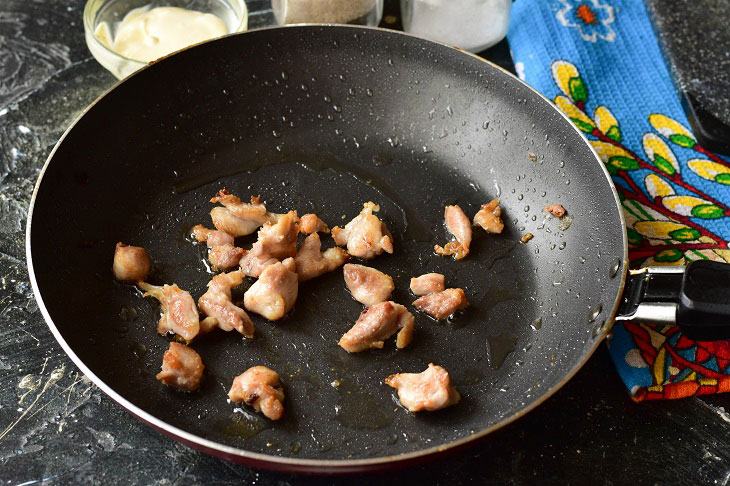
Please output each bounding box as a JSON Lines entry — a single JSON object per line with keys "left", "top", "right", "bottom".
{"left": 238, "top": 210, "right": 299, "bottom": 278}
{"left": 412, "top": 288, "right": 470, "bottom": 320}
{"left": 191, "top": 224, "right": 235, "bottom": 247}
{"left": 252, "top": 210, "right": 300, "bottom": 260}
{"left": 544, "top": 203, "right": 566, "bottom": 218}
{"left": 410, "top": 273, "right": 446, "bottom": 296}
{"left": 228, "top": 366, "right": 285, "bottom": 420}
{"left": 239, "top": 252, "right": 279, "bottom": 278}
{"left": 198, "top": 270, "right": 254, "bottom": 338}
{"left": 208, "top": 191, "right": 283, "bottom": 237}
{"left": 138, "top": 282, "right": 200, "bottom": 341}
{"left": 473, "top": 199, "right": 504, "bottom": 234}
{"left": 191, "top": 225, "right": 244, "bottom": 271}
{"left": 295, "top": 233, "right": 348, "bottom": 281}
{"left": 210, "top": 206, "right": 260, "bottom": 237}
{"left": 385, "top": 363, "right": 460, "bottom": 412}
{"left": 156, "top": 342, "right": 204, "bottom": 391}
{"left": 208, "top": 245, "right": 245, "bottom": 271}
{"left": 243, "top": 258, "right": 298, "bottom": 321}
{"left": 299, "top": 213, "right": 330, "bottom": 234}
{"left": 210, "top": 191, "right": 280, "bottom": 226}
{"left": 113, "top": 243, "right": 151, "bottom": 282}
{"left": 343, "top": 264, "right": 394, "bottom": 306}
{"left": 434, "top": 205, "right": 472, "bottom": 260}
{"left": 521, "top": 233, "right": 534, "bottom": 244}
{"left": 338, "top": 301, "right": 414, "bottom": 353}
{"left": 332, "top": 202, "right": 394, "bottom": 259}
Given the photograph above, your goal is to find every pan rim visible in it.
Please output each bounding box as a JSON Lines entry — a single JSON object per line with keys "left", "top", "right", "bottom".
{"left": 25, "top": 24, "right": 629, "bottom": 473}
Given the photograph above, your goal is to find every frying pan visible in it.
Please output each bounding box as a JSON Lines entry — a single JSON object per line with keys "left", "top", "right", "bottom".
{"left": 27, "top": 24, "right": 651, "bottom": 474}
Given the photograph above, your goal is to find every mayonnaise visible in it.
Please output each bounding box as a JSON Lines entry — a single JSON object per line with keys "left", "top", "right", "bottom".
{"left": 111, "top": 6, "right": 228, "bottom": 63}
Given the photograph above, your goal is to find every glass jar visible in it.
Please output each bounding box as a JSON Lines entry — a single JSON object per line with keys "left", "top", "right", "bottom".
{"left": 400, "top": 0, "right": 512, "bottom": 52}
{"left": 272, "top": 0, "right": 383, "bottom": 26}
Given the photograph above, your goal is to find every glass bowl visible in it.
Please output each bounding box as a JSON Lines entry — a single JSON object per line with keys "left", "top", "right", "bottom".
{"left": 84, "top": 0, "right": 248, "bottom": 79}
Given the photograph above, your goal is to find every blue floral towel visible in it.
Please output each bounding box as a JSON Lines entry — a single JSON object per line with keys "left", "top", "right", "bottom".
{"left": 507, "top": 0, "right": 730, "bottom": 400}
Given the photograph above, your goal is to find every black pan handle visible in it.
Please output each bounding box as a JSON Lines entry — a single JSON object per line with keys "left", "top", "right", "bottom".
{"left": 616, "top": 260, "right": 730, "bottom": 341}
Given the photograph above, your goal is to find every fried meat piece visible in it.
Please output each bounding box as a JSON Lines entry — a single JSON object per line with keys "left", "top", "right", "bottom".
{"left": 113, "top": 243, "right": 151, "bottom": 282}
{"left": 210, "top": 207, "right": 260, "bottom": 237}
{"left": 409, "top": 273, "right": 445, "bottom": 296}
{"left": 412, "top": 288, "right": 469, "bottom": 319}
{"left": 294, "top": 233, "right": 348, "bottom": 281}
{"left": 243, "top": 258, "right": 298, "bottom": 320}
{"left": 338, "top": 301, "right": 414, "bottom": 353}
{"left": 209, "top": 191, "right": 281, "bottom": 237}
{"left": 299, "top": 213, "right": 330, "bottom": 234}
{"left": 198, "top": 270, "right": 254, "bottom": 338}
{"left": 208, "top": 245, "right": 246, "bottom": 271}
{"left": 434, "top": 205, "right": 472, "bottom": 260}
{"left": 192, "top": 225, "right": 235, "bottom": 247}
{"left": 473, "top": 199, "right": 504, "bottom": 234}
{"left": 156, "top": 342, "right": 204, "bottom": 391}
{"left": 343, "top": 264, "right": 394, "bottom": 306}
{"left": 385, "top": 363, "right": 460, "bottom": 412}
{"left": 191, "top": 225, "right": 244, "bottom": 271}
{"left": 238, "top": 210, "right": 299, "bottom": 277}
{"left": 544, "top": 204, "right": 566, "bottom": 218}
{"left": 332, "top": 202, "right": 394, "bottom": 259}
{"left": 138, "top": 282, "right": 200, "bottom": 341}
{"left": 228, "top": 366, "right": 285, "bottom": 420}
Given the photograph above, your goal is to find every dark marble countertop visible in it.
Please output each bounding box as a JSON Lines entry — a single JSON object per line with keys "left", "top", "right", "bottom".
{"left": 3, "top": 1, "right": 730, "bottom": 484}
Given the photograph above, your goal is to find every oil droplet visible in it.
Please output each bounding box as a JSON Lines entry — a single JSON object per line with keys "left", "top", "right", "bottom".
{"left": 487, "top": 331, "right": 518, "bottom": 369}
{"left": 324, "top": 95, "right": 331, "bottom": 103}
{"left": 333, "top": 105, "right": 342, "bottom": 112}
{"left": 439, "top": 128, "right": 448, "bottom": 139}
{"left": 281, "top": 71, "right": 289, "bottom": 80}
{"left": 387, "top": 136, "right": 399, "bottom": 147}
{"left": 482, "top": 121, "right": 489, "bottom": 129}
{"left": 592, "top": 319, "right": 606, "bottom": 337}
{"left": 558, "top": 242, "right": 566, "bottom": 250}
{"left": 530, "top": 318, "right": 543, "bottom": 330}
{"left": 446, "top": 105, "right": 453, "bottom": 116}
{"left": 272, "top": 130, "right": 281, "bottom": 138}
{"left": 589, "top": 303, "right": 603, "bottom": 322}
{"left": 366, "top": 88, "right": 373, "bottom": 97}
{"left": 609, "top": 258, "right": 621, "bottom": 278}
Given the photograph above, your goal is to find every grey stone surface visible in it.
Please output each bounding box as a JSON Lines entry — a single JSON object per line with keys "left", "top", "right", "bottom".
{"left": 646, "top": 0, "right": 730, "bottom": 127}
{"left": 2, "top": 0, "right": 730, "bottom": 484}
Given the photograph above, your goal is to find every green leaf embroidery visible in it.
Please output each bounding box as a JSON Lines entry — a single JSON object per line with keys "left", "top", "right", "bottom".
{"left": 608, "top": 156, "right": 640, "bottom": 171}
{"left": 652, "top": 154, "right": 676, "bottom": 176}
{"left": 570, "top": 117, "right": 594, "bottom": 133}
{"left": 654, "top": 248, "right": 684, "bottom": 263}
{"left": 668, "top": 134, "right": 695, "bottom": 148}
{"left": 568, "top": 76, "right": 587, "bottom": 102}
{"left": 668, "top": 227, "right": 701, "bottom": 241}
{"left": 691, "top": 204, "right": 724, "bottom": 219}
{"left": 605, "top": 125, "right": 622, "bottom": 142}
{"left": 715, "top": 173, "right": 730, "bottom": 185}
{"left": 626, "top": 227, "right": 643, "bottom": 246}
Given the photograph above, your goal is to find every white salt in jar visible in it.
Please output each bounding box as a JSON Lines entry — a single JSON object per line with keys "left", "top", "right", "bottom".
{"left": 400, "top": 0, "right": 512, "bottom": 52}
{"left": 273, "top": 0, "right": 383, "bottom": 26}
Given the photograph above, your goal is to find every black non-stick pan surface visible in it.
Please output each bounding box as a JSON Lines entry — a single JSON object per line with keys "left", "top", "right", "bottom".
{"left": 26, "top": 25, "right": 627, "bottom": 473}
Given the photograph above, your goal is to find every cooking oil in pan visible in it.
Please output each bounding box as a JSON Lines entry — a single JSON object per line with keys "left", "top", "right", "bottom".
{"left": 173, "top": 156, "right": 433, "bottom": 243}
